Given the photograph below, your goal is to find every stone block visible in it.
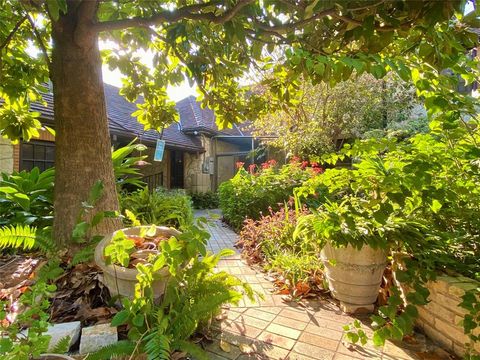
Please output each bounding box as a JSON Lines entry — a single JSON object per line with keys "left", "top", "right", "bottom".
{"left": 434, "top": 318, "right": 470, "bottom": 345}
{"left": 79, "top": 323, "right": 118, "bottom": 355}
{"left": 46, "top": 321, "right": 81, "bottom": 352}
{"left": 424, "top": 301, "right": 456, "bottom": 323}
{"left": 422, "top": 323, "right": 453, "bottom": 350}
{"left": 434, "top": 293, "right": 467, "bottom": 316}
{"left": 417, "top": 307, "right": 435, "bottom": 326}
{"left": 448, "top": 282, "right": 478, "bottom": 298}
{"left": 339, "top": 301, "right": 374, "bottom": 314}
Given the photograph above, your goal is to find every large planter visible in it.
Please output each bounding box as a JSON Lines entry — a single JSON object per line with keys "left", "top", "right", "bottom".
{"left": 95, "top": 226, "right": 181, "bottom": 299}
{"left": 320, "top": 242, "right": 387, "bottom": 313}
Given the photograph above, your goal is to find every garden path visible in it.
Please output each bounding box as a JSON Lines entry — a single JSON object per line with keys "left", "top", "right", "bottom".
{"left": 195, "top": 210, "right": 446, "bottom": 360}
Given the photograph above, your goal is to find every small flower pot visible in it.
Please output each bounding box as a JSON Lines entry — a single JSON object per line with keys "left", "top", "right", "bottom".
{"left": 321, "top": 242, "right": 387, "bottom": 313}
{"left": 94, "top": 226, "right": 181, "bottom": 300}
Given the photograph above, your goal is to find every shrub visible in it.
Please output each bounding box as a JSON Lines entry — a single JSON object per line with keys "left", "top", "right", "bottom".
{"left": 0, "top": 167, "right": 54, "bottom": 228}
{"left": 237, "top": 204, "right": 321, "bottom": 293}
{"left": 120, "top": 187, "right": 193, "bottom": 229}
{"left": 218, "top": 161, "right": 317, "bottom": 231}
{"left": 190, "top": 191, "right": 219, "bottom": 209}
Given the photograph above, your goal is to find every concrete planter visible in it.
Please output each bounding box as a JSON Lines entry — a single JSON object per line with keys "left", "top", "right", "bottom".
{"left": 321, "top": 242, "right": 387, "bottom": 313}
{"left": 95, "top": 226, "right": 181, "bottom": 299}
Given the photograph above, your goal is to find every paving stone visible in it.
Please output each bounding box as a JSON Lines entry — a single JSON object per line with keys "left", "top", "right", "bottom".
{"left": 79, "top": 323, "right": 118, "bottom": 355}
{"left": 257, "top": 331, "right": 296, "bottom": 350}
{"left": 251, "top": 342, "right": 290, "bottom": 359}
{"left": 273, "top": 316, "right": 308, "bottom": 331}
{"left": 244, "top": 308, "right": 277, "bottom": 322}
{"left": 292, "top": 342, "right": 335, "bottom": 359}
{"left": 298, "top": 332, "right": 339, "bottom": 351}
{"left": 46, "top": 321, "right": 81, "bottom": 352}
{"left": 236, "top": 315, "right": 270, "bottom": 330}
{"left": 303, "top": 325, "right": 343, "bottom": 341}
{"left": 266, "top": 323, "right": 301, "bottom": 339}
{"left": 279, "top": 308, "right": 312, "bottom": 323}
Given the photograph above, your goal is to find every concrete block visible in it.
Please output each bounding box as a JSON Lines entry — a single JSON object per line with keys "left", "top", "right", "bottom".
{"left": 46, "top": 321, "right": 81, "bottom": 352}
{"left": 79, "top": 323, "right": 118, "bottom": 355}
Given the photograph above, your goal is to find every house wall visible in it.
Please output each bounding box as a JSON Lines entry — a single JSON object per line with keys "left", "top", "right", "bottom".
{"left": 140, "top": 147, "right": 171, "bottom": 189}
{"left": 184, "top": 134, "right": 212, "bottom": 193}
{"left": 0, "top": 138, "right": 14, "bottom": 174}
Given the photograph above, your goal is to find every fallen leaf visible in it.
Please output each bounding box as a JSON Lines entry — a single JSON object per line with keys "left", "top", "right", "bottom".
{"left": 219, "top": 340, "right": 231, "bottom": 353}
{"left": 239, "top": 343, "right": 254, "bottom": 354}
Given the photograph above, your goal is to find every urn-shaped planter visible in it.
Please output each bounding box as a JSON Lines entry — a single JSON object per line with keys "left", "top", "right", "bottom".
{"left": 320, "top": 242, "right": 387, "bottom": 313}
{"left": 95, "top": 226, "right": 181, "bottom": 299}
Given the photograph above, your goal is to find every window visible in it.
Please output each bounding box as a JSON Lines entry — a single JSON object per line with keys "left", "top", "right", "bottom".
{"left": 20, "top": 141, "right": 55, "bottom": 171}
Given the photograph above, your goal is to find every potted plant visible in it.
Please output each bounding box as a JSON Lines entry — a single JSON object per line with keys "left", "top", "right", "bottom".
{"left": 294, "top": 198, "right": 409, "bottom": 313}
{"left": 94, "top": 225, "right": 181, "bottom": 299}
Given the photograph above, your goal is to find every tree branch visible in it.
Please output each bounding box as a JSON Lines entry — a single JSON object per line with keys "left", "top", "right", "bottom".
{"left": 0, "top": 16, "right": 28, "bottom": 52}
{"left": 93, "top": 0, "right": 254, "bottom": 33}
{"left": 25, "top": 12, "right": 52, "bottom": 70}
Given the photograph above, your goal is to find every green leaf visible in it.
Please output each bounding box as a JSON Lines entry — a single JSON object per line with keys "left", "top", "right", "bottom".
{"left": 132, "top": 313, "right": 144, "bottom": 327}
{"left": 111, "top": 310, "right": 130, "bottom": 326}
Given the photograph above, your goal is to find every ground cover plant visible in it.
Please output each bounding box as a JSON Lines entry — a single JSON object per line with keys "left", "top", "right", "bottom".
{"left": 237, "top": 203, "right": 322, "bottom": 296}
{"left": 120, "top": 187, "right": 194, "bottom": 229}
{"left": 218, "top": 160, "right": 318, "bottom": 231}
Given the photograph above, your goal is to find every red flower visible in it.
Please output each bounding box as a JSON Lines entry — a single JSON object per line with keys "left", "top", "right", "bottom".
{"left": 310, "top": 161, "right": 319, "bottom": 168}
{"left": 300, "top": 161, "right": 309, "bottom": 169}
{"left": 248, "top": 164, "right": 256, "bottom": 174}
{"left": 260, "top": 159, "right": 277, "bottom": 169}
{"left": 236, "top": 161, "right": 245, "bottom": 169}
{"left": 312, "top": 167, "right": 324, "bottom": 174}
{"left": 290, "top": 155, "right": 301, "bottom": 164}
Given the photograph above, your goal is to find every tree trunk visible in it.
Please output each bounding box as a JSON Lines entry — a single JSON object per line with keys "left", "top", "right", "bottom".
{"left": 51, "top": 2, "right": 120, "bottom": 247}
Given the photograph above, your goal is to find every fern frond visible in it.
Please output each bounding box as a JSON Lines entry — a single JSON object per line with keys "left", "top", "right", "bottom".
{"left": 144, "top": 330, "right": 171, "bottom": 360}
{"left": 51, "top": 335, "right": 71, "bottom": 354}
{"left": 0, "top": 225, "right": 56, "bottom": 253}
{"left": 71, "top": 243, "right": 96, "bottom": 266}
{"left": 86, "top": 340, "right": 136, "bottom": 360}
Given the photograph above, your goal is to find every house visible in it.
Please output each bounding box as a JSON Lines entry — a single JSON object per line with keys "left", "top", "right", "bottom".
{"left": 0, "top": 84, "right": 280, "bottom": 192}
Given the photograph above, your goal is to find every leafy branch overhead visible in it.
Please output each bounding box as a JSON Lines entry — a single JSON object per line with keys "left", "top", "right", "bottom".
{"left": 1, "top": 0, "right": 478, "bottom": 141}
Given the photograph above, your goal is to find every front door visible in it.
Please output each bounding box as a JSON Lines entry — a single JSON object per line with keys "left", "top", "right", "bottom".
{"left": 170, "top": 150, "right": 184, "bottom": 188}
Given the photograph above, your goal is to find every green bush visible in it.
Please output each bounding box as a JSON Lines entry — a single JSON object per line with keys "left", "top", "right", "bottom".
{"left": 120, "top": 187, "right": 193, "bottom": 229}
{"left": 190, "top": 191, "right": 219, "bottom": 209}
{"left": 0, "top": 167, "right": 54, "bottom": 228}
{"left": 218, "top": 161, "right": 316, "bottom": 231}
{"left": 238, "top": 204, "right": 320, "bottom": 293}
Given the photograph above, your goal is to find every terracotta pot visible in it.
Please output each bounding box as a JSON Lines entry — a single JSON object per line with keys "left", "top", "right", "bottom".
{"left": 321, "top": 242, "right": 387, "bottom": 311}
{"left": 95, "top": 226, "right": 181, "bottom": 299}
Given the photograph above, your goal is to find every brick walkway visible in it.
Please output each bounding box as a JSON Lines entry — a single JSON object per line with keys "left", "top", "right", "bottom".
{"left": 196, "top": 210, "right": 445, "bottom": 360}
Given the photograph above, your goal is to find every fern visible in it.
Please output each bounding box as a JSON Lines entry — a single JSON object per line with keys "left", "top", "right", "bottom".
{"left": 86, "top": 340, "right": 136, "bottom": 360}
{"left": 51, "top": 336, "right": 71, "bottom": 354}
{"left": 144, "top": 330, "right": 171, "bottom": 360}
{"left": 70, "top": 243, "right": 96, "bottom": 266}
{"left": 0, "top": 225, "right": 56, "bottom": 253}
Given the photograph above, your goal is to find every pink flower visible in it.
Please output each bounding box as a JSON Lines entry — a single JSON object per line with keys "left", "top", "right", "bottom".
{"left": 236, "top": 161, "right": 245, "bottom": 169}
{"left": 301, "top": 161, "right": 309, "bottom": 169}
{"left": 248, "top": 164, "right": 257, "bottom": 174}
{"left": 290, "top": 156, "right": 301, "bottom": 164}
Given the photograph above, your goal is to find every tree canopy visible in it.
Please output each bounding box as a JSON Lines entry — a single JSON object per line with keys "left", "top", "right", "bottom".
{"left": 252, "top": 73, "right": 422, "bottom": 158}
{"left": 1, "top": 0, "right": 478, "bottom": 137}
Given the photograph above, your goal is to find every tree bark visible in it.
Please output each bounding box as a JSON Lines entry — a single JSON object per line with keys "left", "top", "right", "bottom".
{"left": 51, "top": 2, "right": 120, "bottom": 247}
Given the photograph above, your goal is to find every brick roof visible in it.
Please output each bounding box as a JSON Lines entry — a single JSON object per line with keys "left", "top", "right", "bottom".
{"left": 25, "top": 84, "right": 252, "bottom": 152}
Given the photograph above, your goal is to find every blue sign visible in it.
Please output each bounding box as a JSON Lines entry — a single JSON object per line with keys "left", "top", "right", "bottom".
{"left": 154, "top": 140, "right": 166, "bottom": 161}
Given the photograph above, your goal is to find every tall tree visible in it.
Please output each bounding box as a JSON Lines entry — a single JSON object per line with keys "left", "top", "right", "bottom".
{"left": 0, "top": 0, "right": 477, "bottom": 246}
{"left": 252, "top": 73, "right": 419, "bottom": 158}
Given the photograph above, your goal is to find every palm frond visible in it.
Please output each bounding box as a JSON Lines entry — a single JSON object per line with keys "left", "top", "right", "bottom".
{"left": 86, "top": 340, "right": 136, "bottom": 360}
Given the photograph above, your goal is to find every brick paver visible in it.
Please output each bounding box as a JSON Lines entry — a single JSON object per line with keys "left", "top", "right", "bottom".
{"left": 196, "top": 210, "right": 444, "bottom": 360}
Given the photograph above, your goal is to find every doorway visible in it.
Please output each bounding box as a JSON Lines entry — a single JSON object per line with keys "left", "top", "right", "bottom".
{"left": 170, "top": 150, "right": 184, "bottom": 188}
